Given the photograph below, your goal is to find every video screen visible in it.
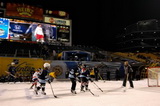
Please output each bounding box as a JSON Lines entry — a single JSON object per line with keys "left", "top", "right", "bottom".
{"left": 0, "top": 18, "right": 57, "bottom": 43}
{"left": 9, "top": 19, "right": 57, "bottom": 43}
{"left": 0, "top": 18, "right": 9, "bottom": 39}
{"left": 57, "top": 25, "right": 70, "bottom": 42}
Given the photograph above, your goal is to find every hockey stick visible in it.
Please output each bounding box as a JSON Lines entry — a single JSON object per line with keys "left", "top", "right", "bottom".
{"left": 92, "top": 81, "right": 103, "bottom": 92}
{"left": 98, "top": 74, "right": 105, "bottom": 82}
{"left": 83, "top": 83, "right": 99, "bottom": 97}
{"left": 5, "top": 71, "right": 16, "bottom": 78}
{"left": 88, "top": 89, "right": 99, "bottom": 97}
{"left": 49, "top": 83, "right": 58, "bottom": 98}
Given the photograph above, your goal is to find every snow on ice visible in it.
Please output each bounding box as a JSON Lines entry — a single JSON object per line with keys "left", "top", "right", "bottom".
{"left": 0, "top": 79, "right": 160, "bottom": 106}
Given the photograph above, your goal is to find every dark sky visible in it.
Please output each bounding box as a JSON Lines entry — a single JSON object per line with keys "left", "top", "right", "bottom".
{"left": 3, "top": 0, "right": 160, "bottom": 51}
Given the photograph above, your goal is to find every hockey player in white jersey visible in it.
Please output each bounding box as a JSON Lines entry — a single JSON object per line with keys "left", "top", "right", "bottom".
{"left": 30, "top": 68, "right": 41, "bottom": 89}
{"left": 68, "top": 68, "right": 78, "bottom": 94}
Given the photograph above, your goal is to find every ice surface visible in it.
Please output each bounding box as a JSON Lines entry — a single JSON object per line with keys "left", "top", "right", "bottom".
{"left": 0, "top": 79, "right": 160, "bottom": 106}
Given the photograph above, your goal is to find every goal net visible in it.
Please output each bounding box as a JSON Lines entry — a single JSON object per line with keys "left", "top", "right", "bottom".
{"left": 147, "top": 67, "right": 160, "bottom": 87}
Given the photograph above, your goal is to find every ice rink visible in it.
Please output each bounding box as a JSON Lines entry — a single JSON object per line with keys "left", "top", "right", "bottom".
{"left": 0, "top": 79, "right": 160, "bottom": 106}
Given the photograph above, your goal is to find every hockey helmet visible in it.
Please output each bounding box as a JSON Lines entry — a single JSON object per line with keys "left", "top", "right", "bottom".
{"left": 43, "top": 63, "right": 50, "bottom": 68}
{"left": 11, "top": 62, "right": 15, "bottom": 66}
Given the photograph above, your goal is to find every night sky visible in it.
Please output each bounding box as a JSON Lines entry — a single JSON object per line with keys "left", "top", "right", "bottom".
{"left": 3, "top": 0, "right": 160, "bottom": 51}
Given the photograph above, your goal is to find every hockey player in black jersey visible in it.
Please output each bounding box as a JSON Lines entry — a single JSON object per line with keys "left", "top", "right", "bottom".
{"left": 78, "top": 64, "right": 92, "bottom": 92}
{"left": 7, "top": 62, "right": 16, "bottom": 83}
{"left": 35, "top": 63, "right": 51, "bottom": 95}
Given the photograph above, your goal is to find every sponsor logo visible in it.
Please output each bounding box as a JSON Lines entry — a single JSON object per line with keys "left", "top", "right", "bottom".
{"left": 14, "top": 25, "right": 21, "bottom": 30}
{"left": 55, "top": 20, "right": 66, "bottom": 25}
{"left": 17, "top": 7, "right": 34, "bottom": 16}
{"left": 13, "top": 25, "right": 23, "bottom": 32}
{"left": 52, "top": 65, "right": 63, "bottom": 76}
{"left": 15, "top": 62, "right": 35, "bottom": 73}
{"left": 7, "top": 62, "right": 35, "bottom": 77}
{"left": 49, "top": 18, "right": 54, "bottom": 23}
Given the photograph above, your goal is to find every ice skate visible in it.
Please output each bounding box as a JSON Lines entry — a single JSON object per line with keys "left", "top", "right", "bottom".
{"left": 85, "top": 87, "right": 90, "bottom": 91}
{"left": 34, "top": 89, "right": 38, "bottom": 95}
{"left": 73, "top": 90, "right": 77, "bottom": 94}
{"left": 30, "top": 85, "right": 34, "bottom": 89}
{"left": 80, "top": 87, "right": 85, "bottom": 92}
{"left": 80, "top": 90, "right": 85, "bottom": 92}
{"left": 71, "top": 90, "right": 77, "bottom": 94}
{"left": 41, "top": 91, "right": 46, "bottom": 95}
{"left": 128, "top": 87, "right": 134, "bottom": 89}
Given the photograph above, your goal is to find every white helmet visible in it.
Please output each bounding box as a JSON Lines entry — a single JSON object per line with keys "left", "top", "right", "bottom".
{"left": 43, "top": 63, "right": 50, "bottom": 68}
{"left": 11, "top": 62, "right": 15, "bottom": 66}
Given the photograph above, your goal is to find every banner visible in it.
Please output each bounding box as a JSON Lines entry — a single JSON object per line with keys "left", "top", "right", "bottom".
{"left": 6, "top": 3, "right": 43, "bottom": 21}
{"left": 10, "top": 22, "right": 30, "bottom": 34}
{"left": 44, "top": 16, "right": 71, "bottom": 26}
{"left": 0, "top": 58, "right": 122, "bottom": 80}
{"left": 0, "top": 57, "right": 44, "bottom": 79}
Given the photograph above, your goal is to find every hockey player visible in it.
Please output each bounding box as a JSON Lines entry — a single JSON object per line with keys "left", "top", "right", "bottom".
{"left": 122, "top": 61, "right": 134, "bottom": 88}
{"left": 35, "top": 63, "right": 51, "bottom": 95}
{"left": 7, "top": 62, "right": 16, "bottom": 83}
{"left": 68, "top": 68, "right": 78, "bottom": 94}
{"left": 78, "top": 64, "right": 92, "bottom": 92}
{"left": 30, "top": 68, "right": 41, "bottom": 89}
{"left": 34, "top": 24, "right": 45, "bottom": 44}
